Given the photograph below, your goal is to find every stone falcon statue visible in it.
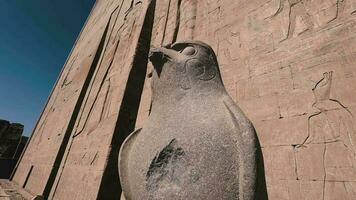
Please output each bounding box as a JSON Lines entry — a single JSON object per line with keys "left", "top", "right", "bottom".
{"left": 119, "top": 41, "right": 258, "bottom": 200}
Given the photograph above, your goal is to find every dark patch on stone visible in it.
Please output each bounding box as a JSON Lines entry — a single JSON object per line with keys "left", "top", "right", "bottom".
{"left": 146, "top": 139, "right": 185, "bottom": 192}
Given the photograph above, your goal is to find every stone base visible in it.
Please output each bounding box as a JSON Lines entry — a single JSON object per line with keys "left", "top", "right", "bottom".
{"left": 0, "top": 180, "right": 33, "bottom": 200}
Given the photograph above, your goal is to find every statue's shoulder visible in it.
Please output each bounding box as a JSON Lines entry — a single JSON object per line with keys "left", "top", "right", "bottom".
{"left": 118, "top": 128, "right": 142, "bottom": 199}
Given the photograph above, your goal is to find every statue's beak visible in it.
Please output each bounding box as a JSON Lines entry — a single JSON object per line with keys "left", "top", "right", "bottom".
{"left": 148, "top": 48, "right": 164, "bottom": 65}
{"left": 149, "top": 44, "right": 179, "bottom": 65}
{"left": 149, "top": 44, "right": 179, "bottom": 76}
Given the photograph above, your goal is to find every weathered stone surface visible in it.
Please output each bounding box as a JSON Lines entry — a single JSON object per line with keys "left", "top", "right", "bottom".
{"left": 0, "top": 120, "right": 24, "bottom": 158}
{"left": 10, "top": 0, "right": 356, "bottom": 199}
{"left": 11, "top": 0, "right": 116, "bottom": 196}
{"left": 0, "top": 119, "right": 26, "bottom": 179}
{"left": 268, "top": 180, "right": 324, "bottom": 200}
{"left": 11, "top": 0, "right": 156, "bottom": 199}
{"left": 0, "top": 179, "right": 34, "bottom": 200}
{"left": 119, "top": 41, "right": 259, "bottom": 199}
{"left": 0, "top": 120, "right": 10, "bottom": 138}
{"left": 48, "top": 1, "right": 155, "bottom": 198}
{"left": 135, "top": 0, "right": 356, "bottom": 199}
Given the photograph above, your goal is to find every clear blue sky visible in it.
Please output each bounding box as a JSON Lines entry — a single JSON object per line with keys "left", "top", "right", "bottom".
{"left": 0, "top": 0, "right": 95, "bottom": 136}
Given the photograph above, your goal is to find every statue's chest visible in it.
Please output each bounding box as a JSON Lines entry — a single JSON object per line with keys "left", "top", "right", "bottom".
{"left": 127, "top": 113, "right": 241, "bottom": 198}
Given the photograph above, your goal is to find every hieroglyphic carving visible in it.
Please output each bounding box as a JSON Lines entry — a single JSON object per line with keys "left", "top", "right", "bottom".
{"left": 267, "top": 0, "right": 313, "bottom": 41}
{"left": 11, "top": 0, "right": 127, "bottom": 197}
{"left": 303, "top": 72, "right": 356, "bottom": 154}
{"left": 48, "top": 1, "right": 155, "bottom": 199}
{"left": 11, "top": 0, "right": 356, "bottom": 199}
{"left": 216, "top": 25, "right": 242, "bottom": 62}
{"left": 266, "top": 0, "right": 348, "bottom": 41}
{"left": 73, "top": 4, "right": 123, "bottom": 137}
{"left": 73, "top": 1, "right": 144, "bottom": 137}
{"left": 304, "top": 0, "right": 345, "bottom": 26}
{"left": 346, "top": 0, "right": 356, "bottom": 14}
{"left": 175, "top": 0, "right": 197, "bottom": 41}
{"left": 61, "top": 54, "right": 79, "bottom": 89}
{"left": 297, "top": 71, "right": 356, "bottom": 199}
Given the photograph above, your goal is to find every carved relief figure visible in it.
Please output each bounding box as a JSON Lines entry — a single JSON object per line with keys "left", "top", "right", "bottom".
{"left": 305, "top": 71, "right": 356, "bottom": 156}
{"left": 175, "top": 0, "right": 198, "bottom": 41}
{"left": 217, "top": 25, "right": 242, "bottom": 62}
{"left": 268, "top": 0, "right": 344, "bottom": 41}
{"left": 73, "top": 1, "right": 144, "bottom": 137}
{"left": 119, "top": 41, "right": 258, "bottom": 199}
{"left": 299, "top": 71, "right": 356, "bottom": 198}
{"left": 268, "top": 0, "right": 313, "bottom": 41}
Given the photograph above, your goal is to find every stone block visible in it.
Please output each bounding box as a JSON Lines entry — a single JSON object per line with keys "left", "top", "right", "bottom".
{"left": 296, "top": 144, "right": 325, "bottom": 181}
{"left": 10, "top": 0, "right": 356, "bottom": 199}
{"left": 262, "top": 146, "right": 297, "bottom": 183}
{"left": 255, "top": 115, "right": 308, "bottom": 146}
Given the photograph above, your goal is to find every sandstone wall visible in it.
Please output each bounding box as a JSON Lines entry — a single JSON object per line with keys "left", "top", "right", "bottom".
{"left": 11, "top": 0, "right": 155, "bottom": 199}
{"left": 48, "top": 0, "right": 155, "bottom": 199}
{"left": 11, "top": 0, "right": 119, "bottom": 197}
{"left": 12, "top": 0, "right": 356, "bottom": 199}
{"left": 137, "top": 1, "right": 356, "bottom": 199}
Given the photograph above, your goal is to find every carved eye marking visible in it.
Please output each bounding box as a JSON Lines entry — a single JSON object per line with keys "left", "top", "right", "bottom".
{"left": 186, "top": 58, "right": 216, "bottom": 81}
{"left": 181, "top": 46, "right": 196, "bottom": 56}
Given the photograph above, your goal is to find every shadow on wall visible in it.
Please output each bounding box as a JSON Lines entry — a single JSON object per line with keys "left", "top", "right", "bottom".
{"left": 0, "top": 159, "right": 17, "bottom": 179}
{"left": 97, "top": 1, "right": 156, "bottom": 199}
{"left": 256, "top": 136, "right": 268, "bottom": 200}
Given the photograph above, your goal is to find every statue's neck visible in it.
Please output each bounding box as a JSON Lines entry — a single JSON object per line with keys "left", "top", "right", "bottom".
{"left": 151, "top": 83, "right": 225, "bottom": 113}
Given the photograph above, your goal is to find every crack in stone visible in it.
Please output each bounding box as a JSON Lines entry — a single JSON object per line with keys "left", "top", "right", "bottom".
{"left": 74, "top": 7, "right": 122, "bottom": 137}
{"left": 322, "top": 141, "right": 327, "bottom": 200}
{"left": 161, "top": 0, "right": 172, "bottom": 45}
{"left": 292, "top": 145, "right": 299, "bottom": 180}
{"left": 172, "top": 0, "right": 182, "bottom": 44}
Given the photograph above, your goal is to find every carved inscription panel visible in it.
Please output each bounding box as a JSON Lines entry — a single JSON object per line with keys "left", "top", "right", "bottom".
{"left": 13, "top": 0, "right": 356, "bottom": 199}
{"left": 136, "top": 0, "right": 356, "bottom": 199}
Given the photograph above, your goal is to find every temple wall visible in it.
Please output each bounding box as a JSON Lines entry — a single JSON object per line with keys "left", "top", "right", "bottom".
{"left": 12, "top": 0, "right": 356, "bottom": 199}
{"left": 138, "top": 0, "right": 356, "bottom": 199}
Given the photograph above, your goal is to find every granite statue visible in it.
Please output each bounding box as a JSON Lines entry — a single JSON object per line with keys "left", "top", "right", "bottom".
{"left": 119, "top": 41, "right": 258, "bottom": 199}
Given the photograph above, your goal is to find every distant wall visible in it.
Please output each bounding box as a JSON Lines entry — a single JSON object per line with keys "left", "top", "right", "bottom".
{"left": 11, "top": 0, "right": 155, "bottom": 199}
{"left": 12, "top": 0, "right": 356, "bottom": 199}
{"left": 0, "top": 119, "right": 27, "bottom": 179}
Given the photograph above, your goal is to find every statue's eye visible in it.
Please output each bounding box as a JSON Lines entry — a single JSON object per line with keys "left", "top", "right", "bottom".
{"left": 181, "top": 46, "right": 196, "bottom": 55}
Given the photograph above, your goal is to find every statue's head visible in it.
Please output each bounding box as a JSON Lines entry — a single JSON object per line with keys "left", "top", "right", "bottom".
{"left": 148, "top": 41, "right": 223, "bottom": 99}
{"left": 312, "top": 71, "right": 333, "bottom": 102}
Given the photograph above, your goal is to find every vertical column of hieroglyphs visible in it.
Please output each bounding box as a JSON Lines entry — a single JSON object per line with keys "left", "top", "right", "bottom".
{"left": 203, "top": 0, "right": 356, "bottom": 199}
{"left": 135, "top": 0, "right": 172, "bottom": 128}
{"left": 47, "top": 1, "right": 122, "bottom": 199}
{"left": 48, "top": 0, "right": 155, "bottom": 199}
{"left": 135, "top": 0, "right": 356, "bottom": 199}
{"left": 10, "top": 1, "right": 114, "bottom": 197}
{"left": 136, "top": 0, "right": 199, "bottom": 127}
